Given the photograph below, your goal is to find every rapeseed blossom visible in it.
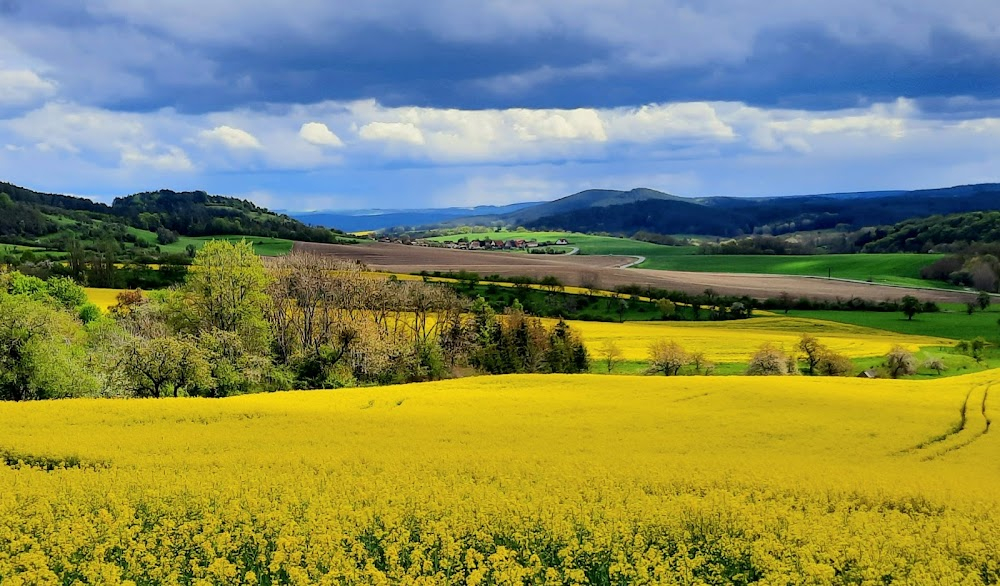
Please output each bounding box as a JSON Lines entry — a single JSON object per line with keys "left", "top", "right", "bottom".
{"left": 1, "top": 372, "right": 998, "bottom": 583}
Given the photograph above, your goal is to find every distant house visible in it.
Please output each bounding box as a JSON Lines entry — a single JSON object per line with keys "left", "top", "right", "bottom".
{"left": 492, "top": 240, "right": 506, "bottom": 249}
{"left": 555, "top": 238, "right": 569, "bottom": 245}
{"left": 468, "top": 240, "right": 483, "bottom": 250}
{"left": 858, "top": 369, "right": 879, "bottom": 379}
{"left": 510, "top": 239, "right": 526, "bottom": 249}
{"left": 526, "top": 241, "right": 539, "bottom": 248}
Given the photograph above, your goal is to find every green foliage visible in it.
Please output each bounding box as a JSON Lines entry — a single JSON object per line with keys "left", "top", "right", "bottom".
{"left": 469, "top": 302, "right": 588, "bottom": 375}
{"left": 862, "top": 210, "right": 1000, "bottom": 253}
{"left": 0, "top": 293, "right": 96, "bottom": 400}
{"left": 901, "top": 295, "right": 922, "bottom": 321}
{"left": 187, "top": 239, "right": 271, "bottom": 344}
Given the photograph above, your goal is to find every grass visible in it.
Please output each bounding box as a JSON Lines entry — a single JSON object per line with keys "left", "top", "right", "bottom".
{"left": 788, "top": 304, "right": 1000, "bottom": 341}
{"left": 156, "top": 235, "right": 295, "bottom": 256}
{"left": 637, "top": 252, "right": 945, "bottom": 285}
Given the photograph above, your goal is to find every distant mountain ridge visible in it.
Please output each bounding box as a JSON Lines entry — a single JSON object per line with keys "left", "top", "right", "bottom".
{"left": 436, "top": 183, "right": 1000, "bottom": 237}
{"left": 290, "top": 201, "right": 541, "bottom": 232}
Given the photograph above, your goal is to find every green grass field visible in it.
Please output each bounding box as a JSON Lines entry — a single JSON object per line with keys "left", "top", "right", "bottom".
{"left": 638, "top": 253, "right": 946, "bottom": 285}
{"left": 788, "top": 304, "right": 1000, "bottom": 342}
{"left": 426, "top": 230, "right": 942, "bottom": 285}
{"left": 158, "top": 235, "right": 295, "bottom": 256}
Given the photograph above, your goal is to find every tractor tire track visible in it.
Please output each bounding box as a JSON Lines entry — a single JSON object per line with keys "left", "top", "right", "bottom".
{"left": 920, "top": 384, "right": 992, "bottom": 461}
{"left": 896, "top": 387, "right": 974, "bottom": 455}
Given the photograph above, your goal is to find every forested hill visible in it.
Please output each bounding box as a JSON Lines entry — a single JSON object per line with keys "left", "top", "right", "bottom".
{"left": 860, "top": 211, "right": 1000, "bottom": 253}
{"left": 496, "top": 183, "right": 1000, "bottom": 237}
{"left": 0, "top": 182, "right": 346, "bottom": 244}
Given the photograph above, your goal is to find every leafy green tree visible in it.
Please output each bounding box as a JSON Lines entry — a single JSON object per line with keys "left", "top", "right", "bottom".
{"left": 977, "top": 291, "right": 992, "bottom": 311}
{"left": 901, "top": 295, "right": 921, "bottom": 321}
{"left": 0, "top": 293, "right": 96, "bottom": 400}
{"left": 657, "top": 299, "right": 676, "bottom": 319}
{"left": 119, "top": 334, "right": 213, "bottom": 398}
{"left": 186, "top": 239, "right": 270, "bottom": 345}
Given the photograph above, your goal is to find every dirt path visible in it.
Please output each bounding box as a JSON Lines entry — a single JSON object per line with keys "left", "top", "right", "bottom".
{"left": 294, "top": 242, "right": 978, "bottom": 304}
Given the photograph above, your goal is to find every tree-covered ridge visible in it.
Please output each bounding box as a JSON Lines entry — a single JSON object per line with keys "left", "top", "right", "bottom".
{"left": 861, "top": 211, "right": 1000, "bottom": 253}
{"left": 514, "top": 183, "right": 1000, "bottom": 238}
{"left": 0, "top": 181, "right": 348, "bottom": 246}
{"left": 111, "top": 189, "right": 344, "bottom": 241}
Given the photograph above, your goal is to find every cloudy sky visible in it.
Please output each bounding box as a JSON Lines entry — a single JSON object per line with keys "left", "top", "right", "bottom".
{"left": 2, "top": 1, "right": 999, "bottom": 210}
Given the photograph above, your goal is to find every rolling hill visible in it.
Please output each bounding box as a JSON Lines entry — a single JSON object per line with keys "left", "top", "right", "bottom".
{"left": 432, "top": 183, "right": 1000, "bottom": 238}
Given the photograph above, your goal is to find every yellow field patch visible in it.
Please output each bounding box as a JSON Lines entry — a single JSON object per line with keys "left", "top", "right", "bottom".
{"left": 1, "top": 371, "right": 998, "bottom": 582}
{"left": 82, "top": 287, "right": 123, "bottom": 310}
{"left": 562, "top": 316, "right": 952, "bottom": 362}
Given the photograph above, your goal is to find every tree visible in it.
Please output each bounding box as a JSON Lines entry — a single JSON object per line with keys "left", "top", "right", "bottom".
{"left": 599, "top": 339, "right": 622, "bottom": 373}
{"left": 689, "top": 351, "right": 715, "bottom": 375}
{"left": 156, "top": 226, "right": 179, "bottom": 245}
{"left": 798, "top": 334, "right": 825, "bottom": 375}
{"left": 901, "top": 295, "right": 921, "bottom": 321}
{"left": 657, "top": 299, "right": 676, "bottom": 319}
{"left": 746, "top": 343, "right": 794, "bottom": 376}
{"left": 977, "top": 291, "right": 992, "bottom": 311}
{"left": 539, "top": 275, "right": 563, "bottom": 292}
{"left": 885, "top": 345, "right": 917, "bottom": 378}
{"left": 0, "top": 293, "right": 96, "bottom": 400}
{"left": 816, "top": 350, "right": 854, "bottom": 376}
{"left": 187, "top": 239, "right": 270, "bottom": 342}
{"left": 924, "top": 357, "right": 947, "bottom": 376}
{"left": 648, "top": 339, "right": 690, "bottom": 376}
{"left": 777, "top": 291, "right": 793, "bottom": 314}
{"left": 119, "top": 334, "right": 213, "bottom": 398}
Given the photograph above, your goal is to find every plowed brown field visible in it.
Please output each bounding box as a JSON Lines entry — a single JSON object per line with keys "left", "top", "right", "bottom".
{"left": 294, "top": 241, "right": 976, "bottom": 303}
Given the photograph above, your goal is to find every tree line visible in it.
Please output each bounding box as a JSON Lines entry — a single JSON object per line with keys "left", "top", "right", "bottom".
{"left": 0, "top": 241, "right": 589, "bottom": 401}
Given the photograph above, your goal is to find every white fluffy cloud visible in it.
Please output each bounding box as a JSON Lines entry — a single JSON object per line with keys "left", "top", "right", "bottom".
{"left": 0, "top": 69, "right": 57, "bottom": 106}
{"left": 5, "top": 93, "right": 1000, "bottom": 208}
{"left": 120, "top": 145, "right": 193, "bottom": 171}
{"left": 299, "top": 122, "right": 344, "bottom": 147}
{"left": 199, "top": 125, "right": 262, "bottom": 149}
{"left": 358, "top": 121, "right": 425, "bottom": 145}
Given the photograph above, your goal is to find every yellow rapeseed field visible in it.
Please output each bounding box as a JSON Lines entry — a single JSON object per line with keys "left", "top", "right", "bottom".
{"left": 1, "top": 372, "right": 999, "bottom": 584}
{"left": 83, "top": 287, "right": 123, "bottom": 311}
{"left": 562, "top": 316, "right": 951, "bottom": 362}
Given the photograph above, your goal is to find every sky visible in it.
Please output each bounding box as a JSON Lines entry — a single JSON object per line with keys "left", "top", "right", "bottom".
{"left": 1, "top": 1, "right": 1000, "bottom": 211}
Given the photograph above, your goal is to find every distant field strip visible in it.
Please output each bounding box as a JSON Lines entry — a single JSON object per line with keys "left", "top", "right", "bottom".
{"left": 561, "top": 316, "right": 953, "bottom": 362}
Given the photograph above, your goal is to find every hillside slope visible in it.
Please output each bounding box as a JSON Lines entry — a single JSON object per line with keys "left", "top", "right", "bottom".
{"left": 0, "top": 182, "right": 347, "bottom": 249}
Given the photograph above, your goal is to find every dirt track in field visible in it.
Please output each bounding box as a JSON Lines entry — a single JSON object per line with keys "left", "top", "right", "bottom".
{"left": 295, "top": 242, "right": 977, "bottom": 303}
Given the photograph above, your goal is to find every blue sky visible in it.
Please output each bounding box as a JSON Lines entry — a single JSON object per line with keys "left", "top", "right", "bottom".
{"left": 1, "top": 1, "right": 999, "bottom": 210}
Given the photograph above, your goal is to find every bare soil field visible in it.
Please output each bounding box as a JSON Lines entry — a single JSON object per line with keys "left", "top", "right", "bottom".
{"left": 295, "top": 242, "right": 977, "bottom": 303}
